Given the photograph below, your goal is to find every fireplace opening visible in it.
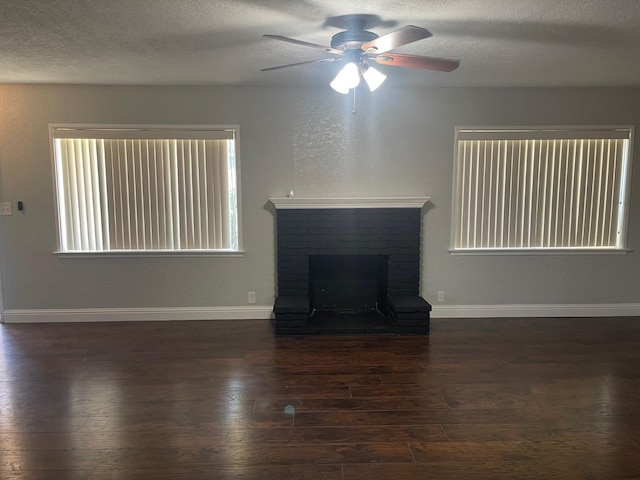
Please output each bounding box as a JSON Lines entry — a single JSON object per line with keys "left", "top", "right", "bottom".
{"left": 309, "top": 255, "right": 389, "bottom": 315}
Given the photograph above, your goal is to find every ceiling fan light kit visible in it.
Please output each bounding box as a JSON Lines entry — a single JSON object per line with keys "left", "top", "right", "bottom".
{"left": 362, "top": 66, "right": 387, "bottom": 92}
{"left": 262, "top": 14, "right": 460, "bottom": 95}
{"left": 330, "top": 61, "right": 361, "bottom": 93}
{"left": 330, "top": 61, "right": 387, "bottom": 94}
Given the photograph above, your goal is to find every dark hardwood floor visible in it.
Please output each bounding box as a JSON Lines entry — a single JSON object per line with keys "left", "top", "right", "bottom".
{"left": 1, "top": 317, "right": 640, "bottom": 479}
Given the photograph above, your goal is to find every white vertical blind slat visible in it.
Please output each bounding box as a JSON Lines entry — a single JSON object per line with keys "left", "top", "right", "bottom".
{"left": 169, "top": 139, "right": 180, "bottom": 249}
{"left": 183, "top": 140, "right": 191, "bottom": 248}
{"left": 487, "top": 141, "right": 495, "bottom": 248}
{"left": 59, "top": 140, "right": 76, "bottom": 250}
{"left": 167, "top": 139, "right": 176, "bottom": 249}
{"left": 500, "top": 141, "right": 507, "bottom": 248}
{"left": 215, "top": 141, "right": 224, "bottom": 248}
{"left": 610, "top": 141, "right": 618, "bottom": 246}
{"left": 149, "top": 140, "right": 160, "bottom": 249}
{"left": 472, "top": 141, "right": 479, "bottom": 248}
{"left": 552, "top": 140, "right": 562, "bottom": 247}
{"left": 137, "top": 141, "right": 148, "bottom": 249}
{"left": 459, "top": 141, "right": 467, "bottom": 248}
{"left": 220, "top": 140, "right": 231, "bottom": 249}
{"left": 72, "top": 140, "right": 88, "bottom": 250}
{"left": 602, "top": 140, "right": 612, "bottom": 246}
{"left": 80, "top": 140, "right": 95, "bottom": 250}
{"left": 479, "top": 141, "right": 486, "bottom": 248}
{"left": 584, "top": 141, "right": 592, "bottom": 245}
{"left": 97, "top": 140, "right": 110, "bottom": 250}
{"left": 201, "top": 141, "right": 211, "bottom": 248}
{"left": 63, "top": 139, "right": 75, "bottom": 250}
{"left": 144, "top": 140, "right": 153, "bottom": 249}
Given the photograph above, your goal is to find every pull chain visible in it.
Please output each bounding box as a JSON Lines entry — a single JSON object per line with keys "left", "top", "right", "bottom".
{"left": 352, "top": 86, "right": 357, "bottom": 115}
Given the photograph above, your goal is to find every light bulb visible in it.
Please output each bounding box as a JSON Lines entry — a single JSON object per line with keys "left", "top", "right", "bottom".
{"left": 330, "top": 62, "right": 361, "bottom": 94}
{"left": 363, "top": 66, "right": 387, "bottom": 92}
{"left": 329, "top": 77, "right": 350, "bottom": 94}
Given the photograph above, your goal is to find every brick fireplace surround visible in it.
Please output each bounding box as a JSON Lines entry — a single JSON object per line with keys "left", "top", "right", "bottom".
{"left": 270, "top": 197, "right": 432, "bottom": 335}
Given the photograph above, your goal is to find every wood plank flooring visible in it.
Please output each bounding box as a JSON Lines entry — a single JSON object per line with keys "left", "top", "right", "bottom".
{"left": 1, "top": 317, "right": 639, "bottom": 479}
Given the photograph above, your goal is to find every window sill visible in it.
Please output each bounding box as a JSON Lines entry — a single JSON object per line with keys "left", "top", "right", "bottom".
{"left": 54, "top": 250, "right": 246, "bottom": 258}
{"left": 449, "top": 248, "right": 631, "bottom": 256}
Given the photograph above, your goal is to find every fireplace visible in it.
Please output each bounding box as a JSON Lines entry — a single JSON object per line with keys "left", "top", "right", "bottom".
{"left": 270, "top": 197, "right": 432, "bottom": 335}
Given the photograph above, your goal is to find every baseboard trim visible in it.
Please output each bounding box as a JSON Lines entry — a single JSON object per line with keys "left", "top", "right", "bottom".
{"left": 3, "top": 306, "right": 274, "bottom": 323}
{"left": 3, "top": 303, "right": 639, "bottom": 324}
{"left": 431, "top": 303, "right": 640, "bottom": 318}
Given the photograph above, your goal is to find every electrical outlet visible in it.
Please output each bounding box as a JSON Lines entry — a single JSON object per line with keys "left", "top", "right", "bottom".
{"left": 247, "top": 291, "right": 256, "bottom": 304}
{"left": 437, "top": 291, "right": 445, "bottom": 303}
{"left": 0, "top": 202, "right": 12, "bottom": 216}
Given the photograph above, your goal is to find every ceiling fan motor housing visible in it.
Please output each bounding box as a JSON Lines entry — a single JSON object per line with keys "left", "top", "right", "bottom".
{"left": 262, "top": 14, "right": 460, "bottom": 75}
{"left": 330, "top": 30, "right": 378, "bottom": 50}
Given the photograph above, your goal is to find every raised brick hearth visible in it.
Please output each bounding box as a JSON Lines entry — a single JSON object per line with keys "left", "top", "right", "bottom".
{"left": 270, "top": 197, "right": 431, "bottom": 335}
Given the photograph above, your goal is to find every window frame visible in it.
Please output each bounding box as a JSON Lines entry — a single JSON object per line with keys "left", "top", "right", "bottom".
{"left": 449, "top": 125, "right": 634, "bottom": 255}
{"left": 49, "top": 124, "right": 244, "bottom": 257}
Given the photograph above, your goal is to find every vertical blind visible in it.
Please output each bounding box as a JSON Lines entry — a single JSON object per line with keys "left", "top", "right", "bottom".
{"left": 53, "top": 128, "right": 238, "bottom": 252}
{"left": 452, "top": 129, "right": 632, "bottom": 250}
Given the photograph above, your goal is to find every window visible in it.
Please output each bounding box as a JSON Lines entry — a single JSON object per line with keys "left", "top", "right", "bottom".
{"left": 51, "top": 125, "right": 240, "bottom": 254}
{"left": 451, "top": 127, "right": 633, "bottom": 252}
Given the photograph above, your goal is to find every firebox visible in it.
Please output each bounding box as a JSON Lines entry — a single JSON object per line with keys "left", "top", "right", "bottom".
{"left": 270, "top": 197, "right": 432, "bottom": 335}
{"left": 309, "top": 255, "right": 389, "bottom": 313}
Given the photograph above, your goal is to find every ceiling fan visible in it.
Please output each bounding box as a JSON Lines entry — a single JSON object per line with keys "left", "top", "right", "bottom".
{"left": 261, "top": 14, "right": 460, "bottom": 94}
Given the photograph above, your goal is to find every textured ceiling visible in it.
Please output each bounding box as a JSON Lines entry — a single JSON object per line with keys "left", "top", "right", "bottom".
{"left": 1, "top": 0, "right": 640, "bottom": 88}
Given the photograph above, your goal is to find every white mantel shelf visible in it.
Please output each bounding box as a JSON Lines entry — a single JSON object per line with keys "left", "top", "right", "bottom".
{"left": 269, "top": 196, "right": 431, "bottom": 209}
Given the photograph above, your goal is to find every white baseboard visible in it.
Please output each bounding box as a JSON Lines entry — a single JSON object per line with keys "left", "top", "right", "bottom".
{"left": 2, "top": 303, "right": 639, "bottom": 324}
{"left": 2, "top": 306, "right": 274, "bottom": 323}
{"left": 431, "top": 303, "right": 640, "bottom": 318}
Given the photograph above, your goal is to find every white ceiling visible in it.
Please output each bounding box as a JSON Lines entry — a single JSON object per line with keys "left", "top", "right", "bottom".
{"left": 2, "top": 0, "right": 640, "bottom": 89}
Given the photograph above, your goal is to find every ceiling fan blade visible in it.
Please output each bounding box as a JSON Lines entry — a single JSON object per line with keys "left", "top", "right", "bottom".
{"left": 263, "top": 35, "right": 343, "bottom": 55}
{"left": 261, "top": 57, "right": 340, "bottom": 72}
{"left": 373, "top": 53, "right": 460, "bottom": 72}
{"left": 361, "top": 25, "right": 432, "bottom": 54}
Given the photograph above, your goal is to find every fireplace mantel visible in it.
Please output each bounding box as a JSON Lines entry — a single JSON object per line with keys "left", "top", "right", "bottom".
{"left": 269, "top": 196, "right": 430, "bottom": 210}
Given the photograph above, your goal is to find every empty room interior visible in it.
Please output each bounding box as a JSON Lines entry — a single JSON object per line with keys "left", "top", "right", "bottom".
{"left": 0, "top": 1, "right": 639, "bottom": 478}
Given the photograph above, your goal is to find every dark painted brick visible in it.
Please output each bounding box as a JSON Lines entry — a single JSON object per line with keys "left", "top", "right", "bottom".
{"left": 276, "top": 207, "right": 424, "bottom": 301}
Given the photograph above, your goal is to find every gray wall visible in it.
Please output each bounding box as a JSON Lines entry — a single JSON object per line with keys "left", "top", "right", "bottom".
{"left": 0, "top": 85, "right": 638, "bottom": 311}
